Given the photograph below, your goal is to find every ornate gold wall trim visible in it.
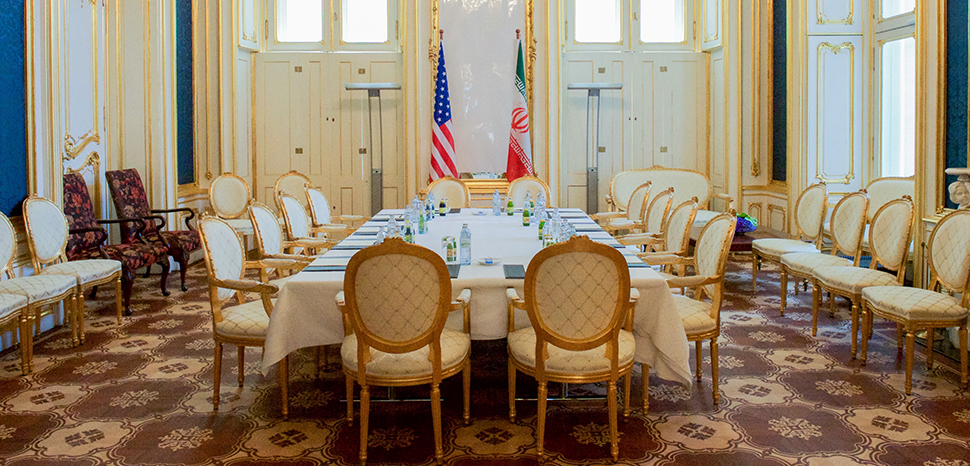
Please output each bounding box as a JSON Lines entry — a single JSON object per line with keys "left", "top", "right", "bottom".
{"left": 816, "top": 0, "right": 854, "bottom": 25}
{"left": 63, "top": 0, "right": 102, "bottom": 161}
{"left": 814, "top": 41, "right": 855, "bottom": 185}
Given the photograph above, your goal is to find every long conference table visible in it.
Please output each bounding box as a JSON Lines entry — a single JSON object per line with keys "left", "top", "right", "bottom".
{"left": 261, "top": 208, "right": 692, "bottom": 386}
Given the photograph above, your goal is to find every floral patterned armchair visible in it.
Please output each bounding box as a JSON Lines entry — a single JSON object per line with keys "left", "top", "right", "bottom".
{"left": 64, "top": 173, "right": 170, "bottom": 316}
{"left": 105, "top": 168, "right": 201, "bottom": 292}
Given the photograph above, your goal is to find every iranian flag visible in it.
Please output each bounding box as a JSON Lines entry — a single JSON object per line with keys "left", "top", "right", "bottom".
{"left": 506, "top": 33, "right": 534, "bottom": 181}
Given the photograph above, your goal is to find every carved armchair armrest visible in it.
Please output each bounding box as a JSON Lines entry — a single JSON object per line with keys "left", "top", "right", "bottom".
{"left": 151, "top": 207, "right": 197, "bottom": 230}
{"left": 452, "top": 288, "right": 472, "bottom": 334}
{"left": 713, "top": 192, "right": 735, "bottom": 210}
{"left": 664, "top": 274, "right": 719, "bottom": 290}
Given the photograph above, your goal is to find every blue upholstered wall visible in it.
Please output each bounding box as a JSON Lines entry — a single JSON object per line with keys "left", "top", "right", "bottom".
{"left": 946, "top": 1, "right": 969, "bottom": 209}
{"left": 772, "top": 0, "right": 787, "bottom": 182}
{"left": 0, "top": 1, "right": 28, "bottom": 217}
{"left": 176, "top": 0, "right": 194, "bottom": 185}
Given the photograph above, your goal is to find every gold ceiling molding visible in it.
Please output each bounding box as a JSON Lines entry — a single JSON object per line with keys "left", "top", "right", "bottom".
{"left": 815, "top": 41, "right": 855, "bottom": 185}
{"left": 816, "top": 0, "right": 854, "bottom": 26}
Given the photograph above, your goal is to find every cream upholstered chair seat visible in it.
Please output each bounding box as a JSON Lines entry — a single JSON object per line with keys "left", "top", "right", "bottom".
{"left": 0, "top": 275, "right": 76, "bottom": 301}
{"left": 341, "top": 328, "right": 470, "bottom": 378}
{"left": 594, "top": 182, "right": 651, "bottom": 235}
{"left": 41, "top": 260, "right": 121, "bottom": 285}
{"left": 214, "top": 299, "right": 273, "bottom": 339}
{"left": 752, "top": 238, "right": 819, "bottom": 257}
{"left": 0, "top": 294, "right": 27, "bottom": 317}
{"left": 780, "top": 252, "right": 850, "bottom": 275}
{"left": 673, "top": 295, "right": 718, "bottom": 334}
{"left": 862, "top": 287, "right": 968, "bottom": 320}
{"left": 222, "top": 218, "right": 254, "bottom": 235}
{"left": 508, "top": 327, "right": 634, "bottom": 375}
{"left": 814, "top": 266, "right": 899, "bottom": 293}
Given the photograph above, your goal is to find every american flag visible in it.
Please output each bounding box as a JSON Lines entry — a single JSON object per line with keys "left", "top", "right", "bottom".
{"left": 430, "top": 38, "right": 458, "bottom": 181}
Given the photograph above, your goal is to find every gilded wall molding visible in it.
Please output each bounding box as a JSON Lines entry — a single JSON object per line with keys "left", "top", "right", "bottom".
{"left": 62, "top": 0, "right": 102, "bottom": 162}
{"left": 816, "top": 0, "right": 853, "bottom": 26}
{"left": 814, "top": 41, "right": 855, "bottom": 185}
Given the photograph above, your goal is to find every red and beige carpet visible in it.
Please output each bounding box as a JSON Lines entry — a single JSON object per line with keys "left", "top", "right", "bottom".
{"left": 0, "top": 259, "right": 967, "bottom": 465}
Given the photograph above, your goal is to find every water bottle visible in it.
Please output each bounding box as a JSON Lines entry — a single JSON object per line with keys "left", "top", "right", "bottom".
{"left": 506, "top": 195, "right": 514, "bottom": 216}
{"left": 537, "top": 208, "right": 546, "bottom": 240}
{"left": 376, "top": 226, "right": 386, "bottom": 244}
{"left": 492, "top": 190, "right": 502, "bottom": 216}
{"left": 459, "top": 223, "right": 471, "bottom": 265}
{"left": 536, "top": 191, "right": 546, "bottom": 219}
{"left": 387, "top": 216, "right": 398, "bottom": 238}
{"left": 427, "top": 193, "right": 436, "bottom": 221}
{"left": 526, "top": 191, "right": 533, "bottom": 211}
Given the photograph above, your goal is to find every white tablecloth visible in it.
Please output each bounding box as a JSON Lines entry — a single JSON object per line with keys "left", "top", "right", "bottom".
{"left": 261, "top": 208, "right": 691, "bottom": 385}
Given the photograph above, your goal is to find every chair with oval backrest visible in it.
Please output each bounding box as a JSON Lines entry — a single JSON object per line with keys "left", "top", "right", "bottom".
{"left": 63, "top": 173, "right": 171, "bottom": 316}
{"left": 592, "top": 182, "right": 652, "bottom": 235}
{"left": 305, "top": 185, "right": 360, "bottom": 242}
{"left": 507, "top": 175, "right": 551, "bottom": 208}
{"left": 506, "top": 235, "right": 636, "bottom": 462}
{"left": 105, "top": 168, "right": 201, "bottom": 292}
{"left": 427, "top": 176, "right": 471, "bottom": 209}
{"left": 274, "top": 170, "right": 313, "bottom": 210}
{"left": 0, "top": 212, "right": 76, "bottom": 373}
{"left": 208, "top": 173, "right": 254, "bottom": 237}
{"left": 751, "top": 182, "right": 828, "bottom": 292}
{"left": 248, "top": 202, "right": 314, "bottom": 282}
{"left": 615, "top": 187, "right": 675, "bottom": 244}
{"left": 779, "top": 190, "right": 869, "bottom": 319}
{"left": 811, "top": 196, "right": 915, "bottom": 359}
{"left": 620, "top": 198, "right": 698, "bottom": 277}
{"left": 860, "top": 208, "right": 970, "bottom": 395}
{"left": 640, "top": 212, "right": 737, "bottom": 406}
{"left": 338, "top": 237, "right": 472, "bottom": 465}
{"left": 23, "top": 195, "right": 123, "bottom": 345}
{"left": 277, "top": 193, "right": 336, "bottom": 256}
{"left": 199, "top": 215, "right": 291, "bottom": 416}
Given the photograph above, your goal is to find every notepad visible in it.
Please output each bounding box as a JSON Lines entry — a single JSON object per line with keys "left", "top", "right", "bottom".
{"left": 503, "top": 264, "right": 526, "bottom": 279}
{"left": 447, "top": 264, "right": 461, "bottom": 279}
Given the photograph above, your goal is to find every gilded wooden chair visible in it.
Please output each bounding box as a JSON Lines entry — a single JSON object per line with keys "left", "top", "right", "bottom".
{"left": 23, "top": 195, "right": 123, "bottom": 344}
{"left": 506, "top": 235, "right": 635, "bottom": 461}
{"left": 641, "top": 212, "right": 736, "bottom": 406}
{"left": 248, "top": 202, "right": 313, "bottom": 282}
{"left": 615, "top": 187, "right": 675, "bottom": 243}
{"left": 208, "top": 173, "right": 254, "bottom": 236}
{"left": 779, "top": 190, "right": 869, "bottom": 317}
{"left": 338, "top": 237, "right": 471, "bottom": 465}
{"left": 274, "top": 170, "right": 312, "bottom": 210}
{"left": 620, "top": 198, "right": 698, "bottom": 278}
{"left": 277, "top": 193, "right": 336, "bottom": 255}
{"left": 751, "top": 182, "right": 828, "bottom": 292}
{"left": 0, "top": 293, "right": 29, "bottom": 374}
{"left": 593, "top": 182, "right": 652, "bottom": 235}
{"left": 506, "top": 175, "right": 551, "bottom": 208}
{"left": 199, "top": 215, "right": 296, "bottom": 416}
{"left": 427, "top": 176, "right": 471, "bottom": 208}
{"left": 106, "top": 168, "right": 200, "bottom": 292}
{"left": 305, "top": 185, "right": 363, "bottom": 242}
{"left": 0, "top": 212, "right": 76, "bottom": 373}
{"left": 860, "top": 208, "right": 970, "bottom": 395}
{"left": 812, "top": 196, "right": 914, "bottom": 359}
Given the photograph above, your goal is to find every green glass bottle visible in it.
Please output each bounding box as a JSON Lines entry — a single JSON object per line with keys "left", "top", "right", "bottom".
{"left": 506, "top": 196, "right": 514, "bottom": 216}
{"left": 522, "top": 203, "right": 530, "bottom": 226}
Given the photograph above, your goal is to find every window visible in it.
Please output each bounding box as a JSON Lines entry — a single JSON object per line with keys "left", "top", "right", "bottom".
{"left": 878, "top": 36, "right": 916, "bottom": 177}
{"left": 881, "top": 0, "right": 915, "bottom": 19}
{"left": 271, "top": 0, "right": 397, "bottom": 51}
{"left": 566, "top": 0, "right": 692, "bottom": 51}
{"left": 639, "top": 0, "right": 686, "bottom": 43}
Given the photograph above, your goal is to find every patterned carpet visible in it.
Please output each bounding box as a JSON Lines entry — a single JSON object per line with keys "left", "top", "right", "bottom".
{"left": 0, "top": 258, "right": 968, "bottom": 465}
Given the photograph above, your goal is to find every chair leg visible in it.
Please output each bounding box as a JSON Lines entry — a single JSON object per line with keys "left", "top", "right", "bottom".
{"left": 905, "top": 328, "right": 915, "bottom": 395}
{"left": 120, "top": 269, "right": 135, "bottom": 318}
{"left": 462, "top": 360, "right": 471, "bottom": 425}
{"left": 171, "top": 247, "right": 189, "bottom": 292}
{"left": 114, "top": 276, "right": 123, "bottom": 324}
{"left": 280, "top": 355, "right": 289, "bottom": 420}
{"left": 346, "top": 373, "right": 355, "bottom": 424}
{"left": 158, "top": 259, "right": 171, "bottom": 297}
{"left": 18, "top": 312, "right": 29, "bottom": 375}
{"left": 751, "top": 253, "right": 758, "bottom": 292}
{"left": 780, "top": 269, "right": 788, "bottom": 316}
{"left": 641, "top": 364, "right": 650, "bottom": 412}
{"left": 960, "top": 325, "right": 968, "bottom": 387}
{"left": 237, "top": 346, "right": 246, "bottom": 386}
{"left": 143, "top": 263, "right": 152, "bottom": 278}
{"left": 536, "top": 381, "right": 547, "bottom": 461}
{"left": 828, "top": 291, "right": 836, "bottom": 317}
{"left": 860, "top": 304, "right": 871, "bottom": 366}
{"left": 850, "top": 300, "right": 859, "bottom": 359}
{"left": 508, "top": 358, "right": 517, "bottom": 422}
{"left": 695, "top": 341, "right": 703, "bottom": 382}
{"left": 622, "top": 371, "right": 631, "bottom": 418}
{"left": 360, "top": 384, "right": 370, "bottom": 465}
{"left": 431, "top": 382, "right": 443, "bottom": 465}
{"left": 608, "top": 380, "right": 619, "bottom": 461}
{"left": 811, "top": 282, "right": 821, "bottom": 336}
{"left": 926, "top": 328, "right": 935, "bottom": 370}
{"left": 711, "top": 338, "right": 720, "bottom": 405}
{"left": 896, "top": 324, "right": 904, "bottom": 349}
{"left": 213, "top": 342, "right": 223, "bottom": 411}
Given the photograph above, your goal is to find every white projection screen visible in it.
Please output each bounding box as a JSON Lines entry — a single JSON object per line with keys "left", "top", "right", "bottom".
{"left": 438, "top": 0, "right": 527, "bottom": 174}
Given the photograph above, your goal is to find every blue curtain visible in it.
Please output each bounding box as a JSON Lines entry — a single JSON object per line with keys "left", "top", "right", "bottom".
{"left": 176, "top": 0, "right": 195, "bottom": 185}
{"left": 946, "top": 1, "right": 969, "bottom": 209}
{"left": 772, "top": 0, "right": 787, "bottom": 182}
{"left": 0, "top": 1, "right": 28, "bottom": 216}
